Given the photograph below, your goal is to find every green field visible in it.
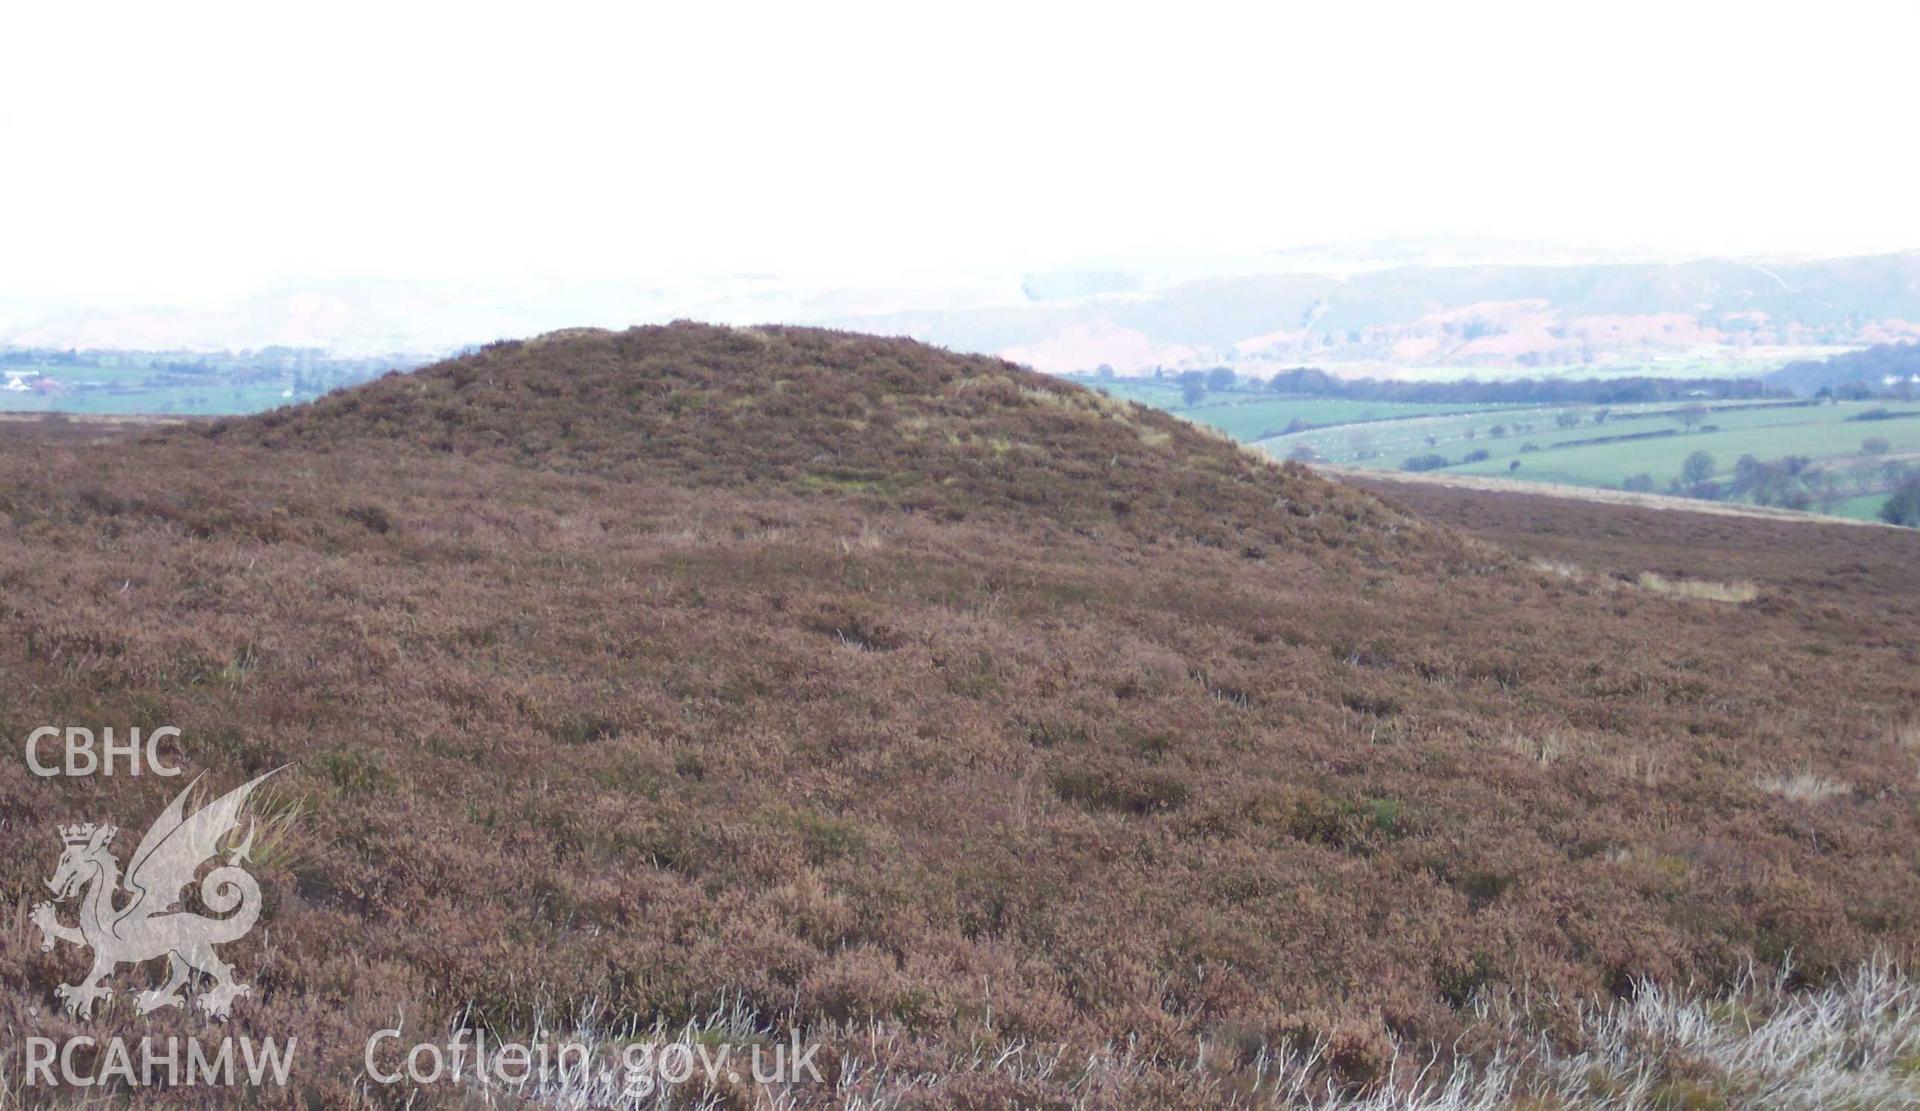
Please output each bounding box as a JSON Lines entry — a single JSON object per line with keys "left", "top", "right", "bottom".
{"left": 1254, "top": 401, "right": 1915, "bottom": 483}
{"left": 0, "top": 384, "right": 298, "bottom": 415}
{"left": 1831, "top": 492, "right": 1893, "bottom": 522}
{"left": 0, "top": 355, "right": 398, "bottom": 416}
{"left": 1065, "top": 376, "right": 1920, "bottom": 522}
{"left": 0, "top": 364, "right": 315, "bottom": 416}
{"left": 1082, "top": 379, "right": 1505, "bottom": 440}
{"left": 1238, "top": 399, "right": 1920, "bottom": 518}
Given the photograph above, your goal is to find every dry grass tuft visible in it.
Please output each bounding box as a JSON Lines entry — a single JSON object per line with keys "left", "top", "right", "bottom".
{"left": 1756, "top": 767, "right": 1852, "bottom": 802}
{"left": 1500, "top": 731, "right": 1570, "bottom": 766}
{"left": 465, "top": 957, "right": 1920, "bottom": 1109}
{"left": 1635, "top": 572, "right": 1760, "bottom": 603}
{"left": 1527, "top": 557, "right": 1583, "bottom": 579}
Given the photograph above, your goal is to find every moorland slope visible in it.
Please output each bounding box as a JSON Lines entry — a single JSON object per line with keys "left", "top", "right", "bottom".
{"left": 1, "top": 324, "right": 1916, "bottom": 1105}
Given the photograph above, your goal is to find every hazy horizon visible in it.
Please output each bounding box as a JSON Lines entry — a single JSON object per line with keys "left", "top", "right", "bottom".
{"left": 9, "top": 2, "right": 1920, "bottom": 309}
{"left": 9, "top": 2, "right": 1920, "bottom": 372}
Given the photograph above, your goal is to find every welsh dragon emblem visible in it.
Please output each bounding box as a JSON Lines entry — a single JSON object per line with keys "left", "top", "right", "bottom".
{"left": 32, "top": 771, "right": 279, "bottom": 1020}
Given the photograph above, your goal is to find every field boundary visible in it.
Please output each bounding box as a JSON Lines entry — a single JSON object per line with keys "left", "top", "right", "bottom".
{"left": 1324, "top": 464, "right": 1902, "bottom": 528}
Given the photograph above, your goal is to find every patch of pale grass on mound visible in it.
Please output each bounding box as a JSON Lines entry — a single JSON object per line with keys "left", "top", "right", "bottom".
{"left": 1756, "top": 767, "right": 1852, "bottom": 802}
{"left": 1018, "top": 383, "right": 1122, "bottom": 419}
{"left": 1527, "top": 557, "right": 1584, "bottom": 579}
{"left": 1613, "top": 750, "right": 1663, "bottom": 788}
{"left": 1499, "top": 730, "right": 1571, "bottom": 766}
{"left": 837, "top": 523, "right": 884, "bottom": 555}
{"left": 1521, "top": 560, "right": 1757, "bottom": 603}
{"left": 1635, "top": 572, "right": 1760, "bottom": 603}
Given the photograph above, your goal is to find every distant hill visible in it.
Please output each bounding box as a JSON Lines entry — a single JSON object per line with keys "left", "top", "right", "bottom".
{"left": 850, "top": 252, "right": 1920, "bottom": 375}
{"left": 1767, "top": 340, "right": 1920, "bottom": 396}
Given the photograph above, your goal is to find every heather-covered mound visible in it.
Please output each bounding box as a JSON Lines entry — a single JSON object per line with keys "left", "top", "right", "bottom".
{"left": 206, "top": 323, "right": 1431, "bottom": 555}
{"left": 1, "top": 326, "right": 1917, "bottom": 1106}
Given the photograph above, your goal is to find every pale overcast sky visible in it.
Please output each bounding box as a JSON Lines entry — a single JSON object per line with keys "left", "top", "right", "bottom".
{"left": 4, "top": 0, "right": 1917, "bottom": 302}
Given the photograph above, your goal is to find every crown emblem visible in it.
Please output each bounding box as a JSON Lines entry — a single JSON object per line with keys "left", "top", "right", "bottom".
{"left": 59, "top": 823, "right": 110, "bottom": 846}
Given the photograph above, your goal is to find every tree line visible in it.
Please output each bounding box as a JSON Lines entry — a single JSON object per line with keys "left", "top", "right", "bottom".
{"left": 1089, "top": 365, "right": 1780, "bottom": 406}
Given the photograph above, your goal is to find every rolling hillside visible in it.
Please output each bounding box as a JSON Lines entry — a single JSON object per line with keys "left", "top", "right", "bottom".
{"left": 2, "top": 324, "right": 1917, "bottom": 1105}
{"left": 856, "top": 252, "right": 1920, "bottom": 375}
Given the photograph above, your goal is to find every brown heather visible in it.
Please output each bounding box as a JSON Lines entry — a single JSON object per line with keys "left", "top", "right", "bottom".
{"left": 0, "top": 323, "right": 1916, "bottom": 1106}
